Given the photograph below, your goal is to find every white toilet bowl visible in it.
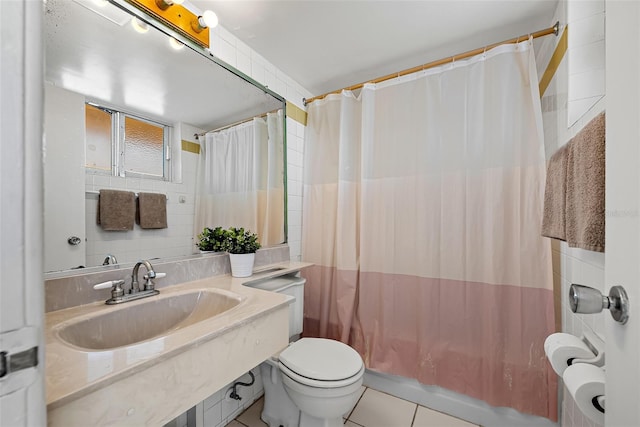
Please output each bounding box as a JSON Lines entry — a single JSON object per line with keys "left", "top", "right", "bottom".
{"left": 276, "top": 337, "right": 364, "bottom": 427}
{"left": 246, "top": 276, "right": 364, "bottom": 427}
{"left": 260, "top": 358, "right": 300, "bottom": 427}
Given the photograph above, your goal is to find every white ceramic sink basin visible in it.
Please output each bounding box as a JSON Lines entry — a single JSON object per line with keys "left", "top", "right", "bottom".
{"left": 55, "top": 289, "right": 242, "bottom": 351}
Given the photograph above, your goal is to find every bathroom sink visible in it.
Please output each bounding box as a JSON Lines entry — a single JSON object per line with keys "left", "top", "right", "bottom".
{"left": 55, "top": 289, "right": 242, "bottom": 351}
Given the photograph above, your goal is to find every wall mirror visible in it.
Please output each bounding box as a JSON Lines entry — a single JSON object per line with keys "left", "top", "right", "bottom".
{"left": 43, "top": 0, "right": 286, "bottom": 274}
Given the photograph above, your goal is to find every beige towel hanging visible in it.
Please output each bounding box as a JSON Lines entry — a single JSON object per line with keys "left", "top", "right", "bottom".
{"left": 542, "top": 143, "right": 569, "bottom": 241}
{"left": 565, "top": 112, "right": 606, "bottom": 252}
{"left": 97, "top": 189, "right": 136, "bottom": 231}
{"left": 136, "top": 192, "right": 168, "bottom": 229}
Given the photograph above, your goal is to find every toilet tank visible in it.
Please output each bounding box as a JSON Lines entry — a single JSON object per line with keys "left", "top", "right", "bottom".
{"left": 243, "top": 274, "right": 305, "bottom": 338}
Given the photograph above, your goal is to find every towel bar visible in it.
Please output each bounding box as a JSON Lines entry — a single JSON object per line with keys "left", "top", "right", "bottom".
{"left": 85, "top": 190, "right": 169, "bottom": 202}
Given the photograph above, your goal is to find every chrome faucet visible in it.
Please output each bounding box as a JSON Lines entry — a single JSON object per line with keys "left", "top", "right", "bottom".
{"left": 102, "top": 254, "right": 118, "bottom": 266}
{"left": 93, "top": 259, "right": 165, "bottom": 305}
{"left": 131, "top": 259, "right": 156, "bottom": 293}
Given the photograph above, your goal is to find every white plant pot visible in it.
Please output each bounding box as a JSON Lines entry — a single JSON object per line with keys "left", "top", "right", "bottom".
{"left": 229, "top": 253, "right": 255, "bottom": 278}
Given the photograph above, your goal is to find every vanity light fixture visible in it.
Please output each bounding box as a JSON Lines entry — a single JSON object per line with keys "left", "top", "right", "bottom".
{"left": 131, "top": 16, "right": 150, "bottom": 33}
{"left": 191, "top": 10, "right": 218, "bottom": 32}
{"left": 125, "top": 0, "right": 212, "bottom": 48}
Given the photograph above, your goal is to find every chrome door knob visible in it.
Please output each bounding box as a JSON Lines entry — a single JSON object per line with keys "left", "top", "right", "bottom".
{"left": 67, "top": 236, "right": 81, "bottom": 245}
{"left": 569, "top": 284, "right": 629, "bottom": 324}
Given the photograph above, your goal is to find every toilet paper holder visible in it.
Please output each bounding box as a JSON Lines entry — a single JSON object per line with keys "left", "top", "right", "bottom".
{"left": 574, "top": 330, "right": 605, "bottom": 367}
{"left": 569, "top": 284, "right": 629, "bottom": 325}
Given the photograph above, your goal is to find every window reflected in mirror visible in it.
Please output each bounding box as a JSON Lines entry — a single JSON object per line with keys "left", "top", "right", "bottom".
{"left": 123, "top": 115, "right": 166, "bottom": 178}
{"left": 85, "top": 104, "right": 112, "bottom": 172}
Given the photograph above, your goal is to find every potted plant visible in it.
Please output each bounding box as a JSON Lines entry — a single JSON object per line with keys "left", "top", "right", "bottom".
{"left": 196, "top": 226, "right": 227, "bottom": 253}
{"left": 222, "top": 227, "right": 261, "bottom": 277}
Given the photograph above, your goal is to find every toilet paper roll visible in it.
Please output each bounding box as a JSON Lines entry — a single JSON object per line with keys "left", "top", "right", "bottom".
{"left": 563, "top": 363, "right": 605, "bottom": 425}
{"left": 544, "top": 333, "right": 595, "bottom": 376}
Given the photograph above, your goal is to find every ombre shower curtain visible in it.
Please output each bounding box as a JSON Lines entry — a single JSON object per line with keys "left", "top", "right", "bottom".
{"left": 301, "top": 41, "right": 556, "bottom": 419}
{"left": 194, "top": 110, "right": 285, "bottom": 247}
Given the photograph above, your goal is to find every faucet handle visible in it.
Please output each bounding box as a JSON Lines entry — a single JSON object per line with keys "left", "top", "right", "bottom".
{"left": 93, "top": 280, "right": 125, "bottom": 298}
{"left": 143, "top": 272, "right": 166, "bottom": 291}
{"left": 93, "top": 280, "right": 120, "bottom": 290}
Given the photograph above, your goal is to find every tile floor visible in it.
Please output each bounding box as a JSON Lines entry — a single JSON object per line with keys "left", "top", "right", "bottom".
{"left": 228, "top": 386, "right": 479, "bottom": 427}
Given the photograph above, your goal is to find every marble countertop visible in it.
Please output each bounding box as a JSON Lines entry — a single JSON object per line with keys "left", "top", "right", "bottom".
{"left": 45, "top": 261, "right": 312, "bottom": 410}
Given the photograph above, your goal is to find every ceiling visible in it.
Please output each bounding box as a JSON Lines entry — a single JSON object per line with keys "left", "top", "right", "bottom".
{"left": 44, "top": 0, "right": 282, "bottom": 130}
{"left": 191, "top": 0, "right": 559, "bottom": 96}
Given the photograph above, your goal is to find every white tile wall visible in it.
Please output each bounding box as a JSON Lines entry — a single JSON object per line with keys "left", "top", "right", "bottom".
{"left": 286, "top": 117, "right": 306, "bottom": 261}
{"left": 567, "top": 0, "right": 605, "bottom": 125}
{"left": 84, "top": 149, "right": 199, "bottom": 267}
{"left": 202, "top": 368, "right": 264, "bottom": 427}
{"left": 163, "top": 368, "right": 263, "bottom": 427}
{"left": 539, "top": 1, "right": 606, "bottom": 426}
{"left": 209, "top": 27, "right": 313, "bottom": 110}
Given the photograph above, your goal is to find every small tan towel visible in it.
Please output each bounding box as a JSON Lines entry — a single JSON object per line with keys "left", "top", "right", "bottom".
{"left": 542, "top": 143, "right": 569, "bottom": 241}
{"left": 97, "top": 190, "right": 135, "bottom": 231}
{"left": 136, "top": 192, "right": 168, "bottom": 229}
{"left": 566, "top": 112, "right": 606, "bottom": 252}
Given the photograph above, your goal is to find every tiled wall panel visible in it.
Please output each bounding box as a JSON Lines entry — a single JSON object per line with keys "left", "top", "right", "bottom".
{"left": 539, "top": 1, "right": 606, "bottom": 426}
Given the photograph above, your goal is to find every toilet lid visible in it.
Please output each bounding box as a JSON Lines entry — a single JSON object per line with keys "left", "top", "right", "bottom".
{"left": 279, "top": 338, "right": 363, "bottom": 381}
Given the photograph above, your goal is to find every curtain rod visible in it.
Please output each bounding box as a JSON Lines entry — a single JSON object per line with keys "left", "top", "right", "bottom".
{"left": 303, "top": 21, "right": 560, "bottom": 106}
{"left": 194, "top": 108, "right": 282, "bottom": 140}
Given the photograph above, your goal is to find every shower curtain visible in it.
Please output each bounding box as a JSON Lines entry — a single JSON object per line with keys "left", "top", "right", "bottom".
{"left": 301, "top": 41, "right": 556, "bottom": 419}
{"left": 194, "top": 110, "right": 284, "bottom": 247}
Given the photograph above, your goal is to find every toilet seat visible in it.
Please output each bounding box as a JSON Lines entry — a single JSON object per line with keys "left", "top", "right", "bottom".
{"left": 279, "top": 361, "right": 365, "bottom": 389}
{"left": 278, "top": 338, "right": 364, "bottom": 388}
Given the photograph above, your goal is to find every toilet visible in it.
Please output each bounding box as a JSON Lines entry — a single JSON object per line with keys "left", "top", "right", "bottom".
{"left": 246, "top": 275, "right": 364, "bottom": 427}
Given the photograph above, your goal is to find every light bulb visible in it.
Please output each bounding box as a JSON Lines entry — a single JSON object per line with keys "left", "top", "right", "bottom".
{"left": 200, "top": 10, "right": 218, "bottom": 29}
{"left": 155, "top": 0, "right": 184, "bottom": 8}
{"left": 131, "top": 17, "right": 149, "bottom": 34}
{"left": 169, "top": 37, "right": 184, "bottom": 50}
{"left": 91, "top": 0, "right": 109, "bottom": 7}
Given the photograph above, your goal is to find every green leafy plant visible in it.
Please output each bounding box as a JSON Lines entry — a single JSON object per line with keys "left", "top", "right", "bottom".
{"left": 222, "top": 227, "right": 261, "bottom": 254}
{"left": 196, "top": 226, "right": 227, "bottom": 252}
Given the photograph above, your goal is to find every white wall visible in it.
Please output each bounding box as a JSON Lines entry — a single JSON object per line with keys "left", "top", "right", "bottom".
{"left": 286, "top": 118, "right": 305, "bottom": 260}
{"left": 567, "top": 0, "right": 606, "bottom": 126}
{"left": 538, "top": 1, "right": 606, "bottom": 426}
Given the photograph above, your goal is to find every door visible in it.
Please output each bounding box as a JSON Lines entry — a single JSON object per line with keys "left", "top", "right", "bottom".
{"left": 0, "top": 0, "right": 46, "bottom": 425}
{"left": 605, "top": 1, "right": 640, "bottom": 425}
{"left": 43, "top": 84, "right": 87, "bottom": 272}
